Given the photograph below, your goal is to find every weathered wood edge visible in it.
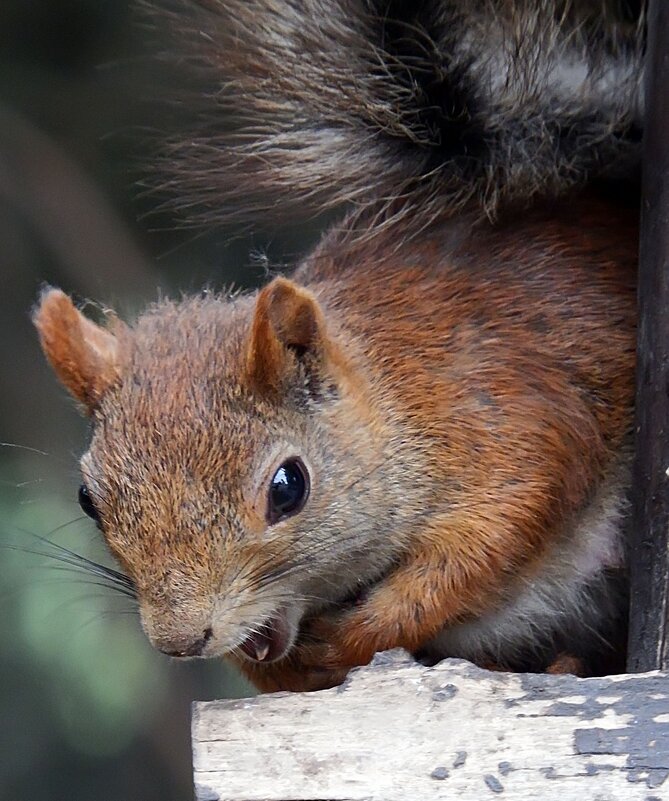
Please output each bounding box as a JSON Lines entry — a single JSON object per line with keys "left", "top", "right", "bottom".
{"left": 191, "top": 650, "right": 669, "bottom": 801}
{"left": 628, "top": 0, "right": 669, "bottom": 672}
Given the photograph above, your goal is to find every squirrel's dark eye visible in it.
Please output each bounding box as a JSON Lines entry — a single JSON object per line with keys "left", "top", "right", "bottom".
{"left": 267, "top": 458, "right": 309, "bottom": 523}
{"left": 78, "top": 484, "right": 101, "bottom": 525}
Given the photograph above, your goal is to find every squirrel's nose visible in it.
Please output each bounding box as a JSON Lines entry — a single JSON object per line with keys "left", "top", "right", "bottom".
{"left": 157, "top": 626, "right": 213, "bottom": 658}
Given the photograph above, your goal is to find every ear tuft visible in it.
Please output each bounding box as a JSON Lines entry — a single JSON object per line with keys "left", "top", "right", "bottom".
{"left": 33, "top": 287, "right": 121, "bottom": 413}
{"left": 246, "top": 277, "right": 325, "bottom": 393}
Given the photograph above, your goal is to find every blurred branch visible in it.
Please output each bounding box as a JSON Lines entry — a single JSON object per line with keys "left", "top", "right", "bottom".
{"left": 0, "top": 104, "right": 161, "bottom": 299}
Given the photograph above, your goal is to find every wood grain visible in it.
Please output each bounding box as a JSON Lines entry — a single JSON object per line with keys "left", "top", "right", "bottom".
{"left": 192, "top": 651, "right": 669, "bottom": 800}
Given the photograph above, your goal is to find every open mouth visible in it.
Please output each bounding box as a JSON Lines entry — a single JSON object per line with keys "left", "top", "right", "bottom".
{"left": 236, "top": 564, "right": 397, "bottom": 664}
{"left": 237, "top": 585, "right": 371, "bottom": 664}
{"left": 238, "top": 608, "right": 292, "bottom": 663}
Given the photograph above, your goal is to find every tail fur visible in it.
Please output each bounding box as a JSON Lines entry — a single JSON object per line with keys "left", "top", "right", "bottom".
{"left": 153, "top": 0, "right": 645, "bottom": 230}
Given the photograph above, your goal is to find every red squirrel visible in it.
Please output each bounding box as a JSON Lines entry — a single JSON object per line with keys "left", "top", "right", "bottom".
{"left": 33, "top": 1, "right": 643, "bottom": 692}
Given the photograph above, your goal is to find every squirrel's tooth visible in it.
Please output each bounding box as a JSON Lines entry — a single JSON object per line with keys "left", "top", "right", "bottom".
{"left": 255, "top": 640, "right": 270, "bottom": 662}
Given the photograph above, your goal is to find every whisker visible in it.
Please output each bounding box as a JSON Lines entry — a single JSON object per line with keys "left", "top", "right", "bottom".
{"left": 74, "top": 608, "right": 140, "bottom": 636}
{"left": 44, "top": 568, "right": 138, "bottom": 600}
{"left": 4, "top": 529, "right": 137, "bottom": 599}
{"left": 0, "top": 442, "right": 75, "bottom": 470}
{"left": 0, "top": 442, "right": 52, "bottom": 458}
{"left": 18, "top": 570, "right": 138, "bottom": 600}
{"left": 49, "top": 591, "right": 128, "bottom": 619}
{"left": 41, "top": 516, "right": 89, "bottom": 538}
{"left": 0, "top": 477, "right": 45, "bottom": 489}
{"left": 4, "top": 548, "right": 137, "bottom": 599}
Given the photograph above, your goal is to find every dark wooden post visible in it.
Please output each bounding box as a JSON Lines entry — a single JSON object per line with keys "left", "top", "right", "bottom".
{"left": 627, "top": 0, "right": 669, "bottom": 673}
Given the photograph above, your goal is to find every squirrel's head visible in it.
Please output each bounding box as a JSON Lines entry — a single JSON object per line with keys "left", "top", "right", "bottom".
{"left": 33, "top": 279, "right": 397, "bottom": 666}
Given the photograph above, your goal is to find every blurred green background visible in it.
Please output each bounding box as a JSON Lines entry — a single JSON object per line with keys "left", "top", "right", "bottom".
{"left": 0, "top": 2, "right": 320, "bottom": 799}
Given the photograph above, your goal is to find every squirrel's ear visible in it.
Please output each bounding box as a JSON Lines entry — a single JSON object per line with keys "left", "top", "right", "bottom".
{"left": 33, "top": 287, "right": 121, "bottom": 414}
{"left": 246, "top": 277, "right": 328, "bottom": 394}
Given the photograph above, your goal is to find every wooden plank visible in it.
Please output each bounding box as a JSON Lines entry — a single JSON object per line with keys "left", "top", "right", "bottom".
{"left": 192, "top": 650, "right": 669, "bottom": 801}
{"left": 628, "top": 0, "right": 669, "bottom": 672}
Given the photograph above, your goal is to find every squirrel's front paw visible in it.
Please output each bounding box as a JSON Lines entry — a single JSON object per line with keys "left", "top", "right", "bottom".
{"left": 233, "top": 642, "right": 350, "bottom": 693}
{"left": 296, "top": 607, "right": 380, "bottom": 670}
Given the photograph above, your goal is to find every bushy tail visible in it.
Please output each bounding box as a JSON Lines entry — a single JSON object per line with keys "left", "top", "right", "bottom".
{"left": 153, "top": 0, "right": 645, "bottom": 231}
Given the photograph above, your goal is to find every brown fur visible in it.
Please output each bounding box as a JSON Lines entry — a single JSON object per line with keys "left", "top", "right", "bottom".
{"left": 34, "top": 195, "right": 637, "bottom": 691}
